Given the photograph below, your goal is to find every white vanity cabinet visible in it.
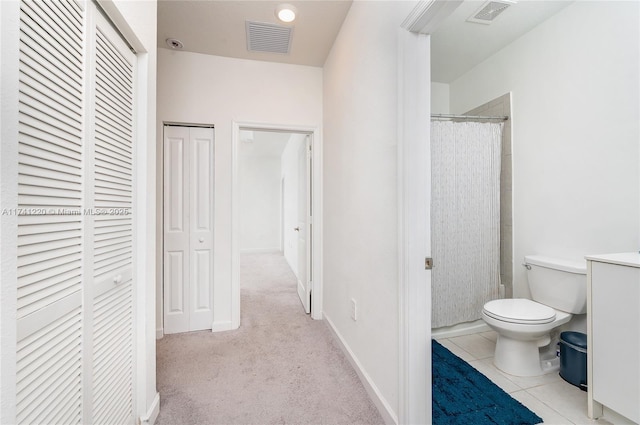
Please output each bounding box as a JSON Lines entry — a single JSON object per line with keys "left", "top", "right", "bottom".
{"left": 586, "top": 253, "right": 640, "bottom": 424}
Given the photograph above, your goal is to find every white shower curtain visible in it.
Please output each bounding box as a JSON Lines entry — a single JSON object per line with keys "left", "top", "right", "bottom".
{"left": 431, "top": 121, "right": 502, "bottom": 328}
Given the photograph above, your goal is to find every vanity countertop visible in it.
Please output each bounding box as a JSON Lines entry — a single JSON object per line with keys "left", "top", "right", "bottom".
{"left": 585, "top": 252, "right": 640, "bottom": 268}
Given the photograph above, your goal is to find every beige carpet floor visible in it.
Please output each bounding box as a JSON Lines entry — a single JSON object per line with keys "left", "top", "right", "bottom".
{"left": 156, "top": 251, "right": 384, "bottom": 425}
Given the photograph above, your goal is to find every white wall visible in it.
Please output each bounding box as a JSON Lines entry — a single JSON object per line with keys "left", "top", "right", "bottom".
{"left": 323, "top": 1, "right": 418, "bottom": 421}
{"left": 157, "top": 50, "right": 322, "bottom": 331}
{"left": 0, "top": 2, "right": 19, "bottom": 422}
{"left": 281, "top": 135, "right": 305, "bottom": 274}
{"left": 239, "top": 155, "right": 281, "bottom": 251}
{"left": 431, "top": 82, "right": 450, "bottom": 114}
{"left": 449, "top": 1, "right": 640, "bottom": 298}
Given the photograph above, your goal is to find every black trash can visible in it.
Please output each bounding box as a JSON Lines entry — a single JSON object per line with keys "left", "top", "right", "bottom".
{"left": 559, "top": 331, "right": 587, "bottom": 391}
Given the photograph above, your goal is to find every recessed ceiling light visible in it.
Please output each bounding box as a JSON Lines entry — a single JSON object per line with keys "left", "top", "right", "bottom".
{"left": 166, "top": 38, "right": 184, "bottom": 49}
{"left": 275, "top": 4, "right": 297, "bottom": 23}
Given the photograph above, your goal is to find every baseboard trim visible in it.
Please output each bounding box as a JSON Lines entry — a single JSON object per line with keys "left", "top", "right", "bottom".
{"left": 240, "top": 248, "right": 282, "bottom": 254}
{"left": 431, "top": 320, "right": 490, "bottom": 339}
{"left": 323, "top": 313, "right": 398, "bottom": 425}
{"left": 211, "top": 320, "right": 234, "bottom": 332}
{"left": 139, "top": 391, "right": 160, "bottom": 424}
{"left": 156, "top": 327, "right": 163, "bottom": 340}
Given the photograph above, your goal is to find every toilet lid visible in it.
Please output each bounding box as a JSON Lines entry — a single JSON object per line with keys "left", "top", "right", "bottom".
{"left": 483, "top": 299, "right": 556, "bottom": 324}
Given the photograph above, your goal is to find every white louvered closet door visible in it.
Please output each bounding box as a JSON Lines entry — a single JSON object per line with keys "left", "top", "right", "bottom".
{"left": 88, "top": 9, "right": 136, "bottom": 425}
{"left": 16, "top": 1, "right": 136, "bottom": 424}
{"left": 17, "top": 1, "right": 85, "bottom": 423}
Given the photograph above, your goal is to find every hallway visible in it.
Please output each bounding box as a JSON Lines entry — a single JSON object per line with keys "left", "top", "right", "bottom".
{"left": 156, "top": 252, "right": 383, "bottom": 424}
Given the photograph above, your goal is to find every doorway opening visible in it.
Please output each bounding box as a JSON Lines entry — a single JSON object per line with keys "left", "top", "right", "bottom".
{"left": 232, "top": 122, "right": 322, "bottom": 328}
{"left": 238, "top": 130, "right": 310, "bottom": 314}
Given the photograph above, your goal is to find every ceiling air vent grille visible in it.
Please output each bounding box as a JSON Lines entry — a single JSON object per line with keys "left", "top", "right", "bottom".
{"left": 467, "top": 0, "right": 515, "bottom": 25}
{"left": 246, "top": 21, "right": 293, "bottom": 54}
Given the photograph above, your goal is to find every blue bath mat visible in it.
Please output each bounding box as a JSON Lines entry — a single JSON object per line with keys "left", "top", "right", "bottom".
{"left": 432, "top": 339, "right": 543, "bottom": 425}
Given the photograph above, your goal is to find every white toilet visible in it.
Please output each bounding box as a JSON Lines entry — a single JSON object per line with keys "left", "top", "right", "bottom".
{"left": 482, "top": 255, "right": 587, "bottom": 377}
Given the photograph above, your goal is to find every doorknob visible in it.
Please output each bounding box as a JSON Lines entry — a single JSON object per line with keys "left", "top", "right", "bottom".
{"left": 199, "top": 237, "right": 204, "bottom": 242}
{"left": 294, "top": 227, "right": 300, "bottom": 232}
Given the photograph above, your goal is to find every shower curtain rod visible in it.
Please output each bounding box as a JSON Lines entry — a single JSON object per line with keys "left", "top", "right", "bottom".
{"left": 431, "top": 114, "right": 508, "bottom": 121}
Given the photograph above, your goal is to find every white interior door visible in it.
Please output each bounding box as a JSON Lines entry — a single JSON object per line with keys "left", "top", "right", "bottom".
{"left": 296, "top": 136, "right": 312, "bottom": 313}
{"left": 164, "top": 126, "right": 214, "bottom": 334}
{"left": 90, "top": 10, "right": 136, "bottom": 423}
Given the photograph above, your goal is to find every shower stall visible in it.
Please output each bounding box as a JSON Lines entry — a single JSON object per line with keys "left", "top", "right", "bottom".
{"left": 430, "top": 106, "right": 511, "bottom": 335}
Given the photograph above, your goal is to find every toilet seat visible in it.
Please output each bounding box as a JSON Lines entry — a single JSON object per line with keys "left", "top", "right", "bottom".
{"left": 483, "top": 299, "right": 556, "bottom": 325}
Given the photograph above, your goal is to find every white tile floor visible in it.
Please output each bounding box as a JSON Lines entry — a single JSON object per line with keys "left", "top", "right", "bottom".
{"left": 436, "top": 331, "right": 614, "bottom": 425}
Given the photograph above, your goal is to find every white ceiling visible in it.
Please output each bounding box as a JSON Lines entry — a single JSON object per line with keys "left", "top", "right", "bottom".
{"left": 157, "top": 0, "right": 353, "bottom": 67}
{"left": 157, "top": 1, "right": 573, "bottom": 82}
{"left": 239, "top": 130, "right": 299, "bottom": 157}
{"left": 431, "top": 1, "right": 573, "bottom": 83}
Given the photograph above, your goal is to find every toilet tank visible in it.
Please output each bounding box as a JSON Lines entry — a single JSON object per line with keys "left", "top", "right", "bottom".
{"left": 524, "top": 255, "right": 587, "bottom": 314}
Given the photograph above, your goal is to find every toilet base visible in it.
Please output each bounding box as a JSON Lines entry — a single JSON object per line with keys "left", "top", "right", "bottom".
{"left": 494, "top": 335, "right": 559, "bottom": 377}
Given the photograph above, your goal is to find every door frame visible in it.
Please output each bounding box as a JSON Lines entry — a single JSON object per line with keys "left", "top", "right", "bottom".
{"left": 398, "top": 2, "right": 462, "bottom": 424}
{"left": 231, "top": 121, "right": 323, "bottom": 325}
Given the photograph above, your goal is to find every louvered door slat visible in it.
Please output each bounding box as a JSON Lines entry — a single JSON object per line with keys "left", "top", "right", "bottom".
{"left": 95, "top": 50, "right": 132, "bottom": 101}
{"left": 19, "top": 120, "right": 82, "bottom": 153}
{"left": 96, "top": 44, "right": 133, "bottom": 100}
{"left": 18, "top": 212, "right": 80, "bottom": 225}
{"left": 20, "top": 361, "right": 81, "bottom": 423}
{"left": 19, "top": 163, "right": 82, "bottom": 185}
{"left": 20, "top": 2, "right": 82, "bottom": 73}
{"left": 52, "top": 0, "right": 83, "bottom": 28}
{"left": 20, "top": 73, "right": 83, "bottom": 119}
{"left": 18, "top": 227, "right": 81, "bottom": 246}
{"left": 19, "top": 174, "right": 81, "bottom": 192}
{"left": 18, "top": 156, "right": 81, "bottom": 183}
{"left": 21, "top": 0, "right": 82, "bottom": 57}
{"left": 16, "top": 307, "right": 82, "bottom": 425}
{"left": 96, "top": 118, "right": 132, "bottom": 149}
{"left": 37, "top": 0, "right": 83, "bottom": 46}
{"left": 19, "top": 47, "right": 82, "bottom": 105}
{"left": 16, "top": 309, "right": 79, "bottom": 371}
{"left": 17, "top": 268, "right": 81, "bottom": 297}
{"left": 95, "top": 193, "right": 132, "bottom": 205}
{"left": 94, "top": 133, "right": 131, "bottom": 160}
{"left": 96, "top": 182, "right": 132, "bottom": 196}
{"left": 96, "top": 66, "right": 131, "bottom": 113}
{"left": 96, "top": 155, "right": 132, "bottom": 175}
{"left": 18, "top": 249, "right": 79, "bottom": 276}
{"left": 94, "top": 234, "right": 131, "bottom": 249}
{"left": 18, "top": 133, "right": 82, "bottom": 162}
{"left": 96, "top": 147, "right": 132, "bottom": 173}
{"left": 93, "top": 283, "right": 133, "bottom": 423}
{"left": 19, "top": 19, "right": 81, "bottom": 85}
{"left": 93, "top": 323, "right": 130, "bottom": 372}
{"left": 19, "top": 106, "right": 82, "bottom": 147}
{"left": 17, "top": 236, "right": 80, "bottom": 261}
{"left": 94, "top": 245, "right": 132, "bottom": 264}
{"left": 19, "top": 195, "right": 82, "bottom": 208}
{"left": 99, "top": 134, "right": 131, "bottom": 161}
{"left": 95, "top": 93, "right": 132, "bottom": 135}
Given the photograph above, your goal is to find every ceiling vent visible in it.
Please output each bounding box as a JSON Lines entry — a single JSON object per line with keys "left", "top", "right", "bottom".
{"left": 246, "top": 21, "right": 293, "bottom": 54}
{"left": 467, "top": 0, "right": 515, "bottom": 25}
